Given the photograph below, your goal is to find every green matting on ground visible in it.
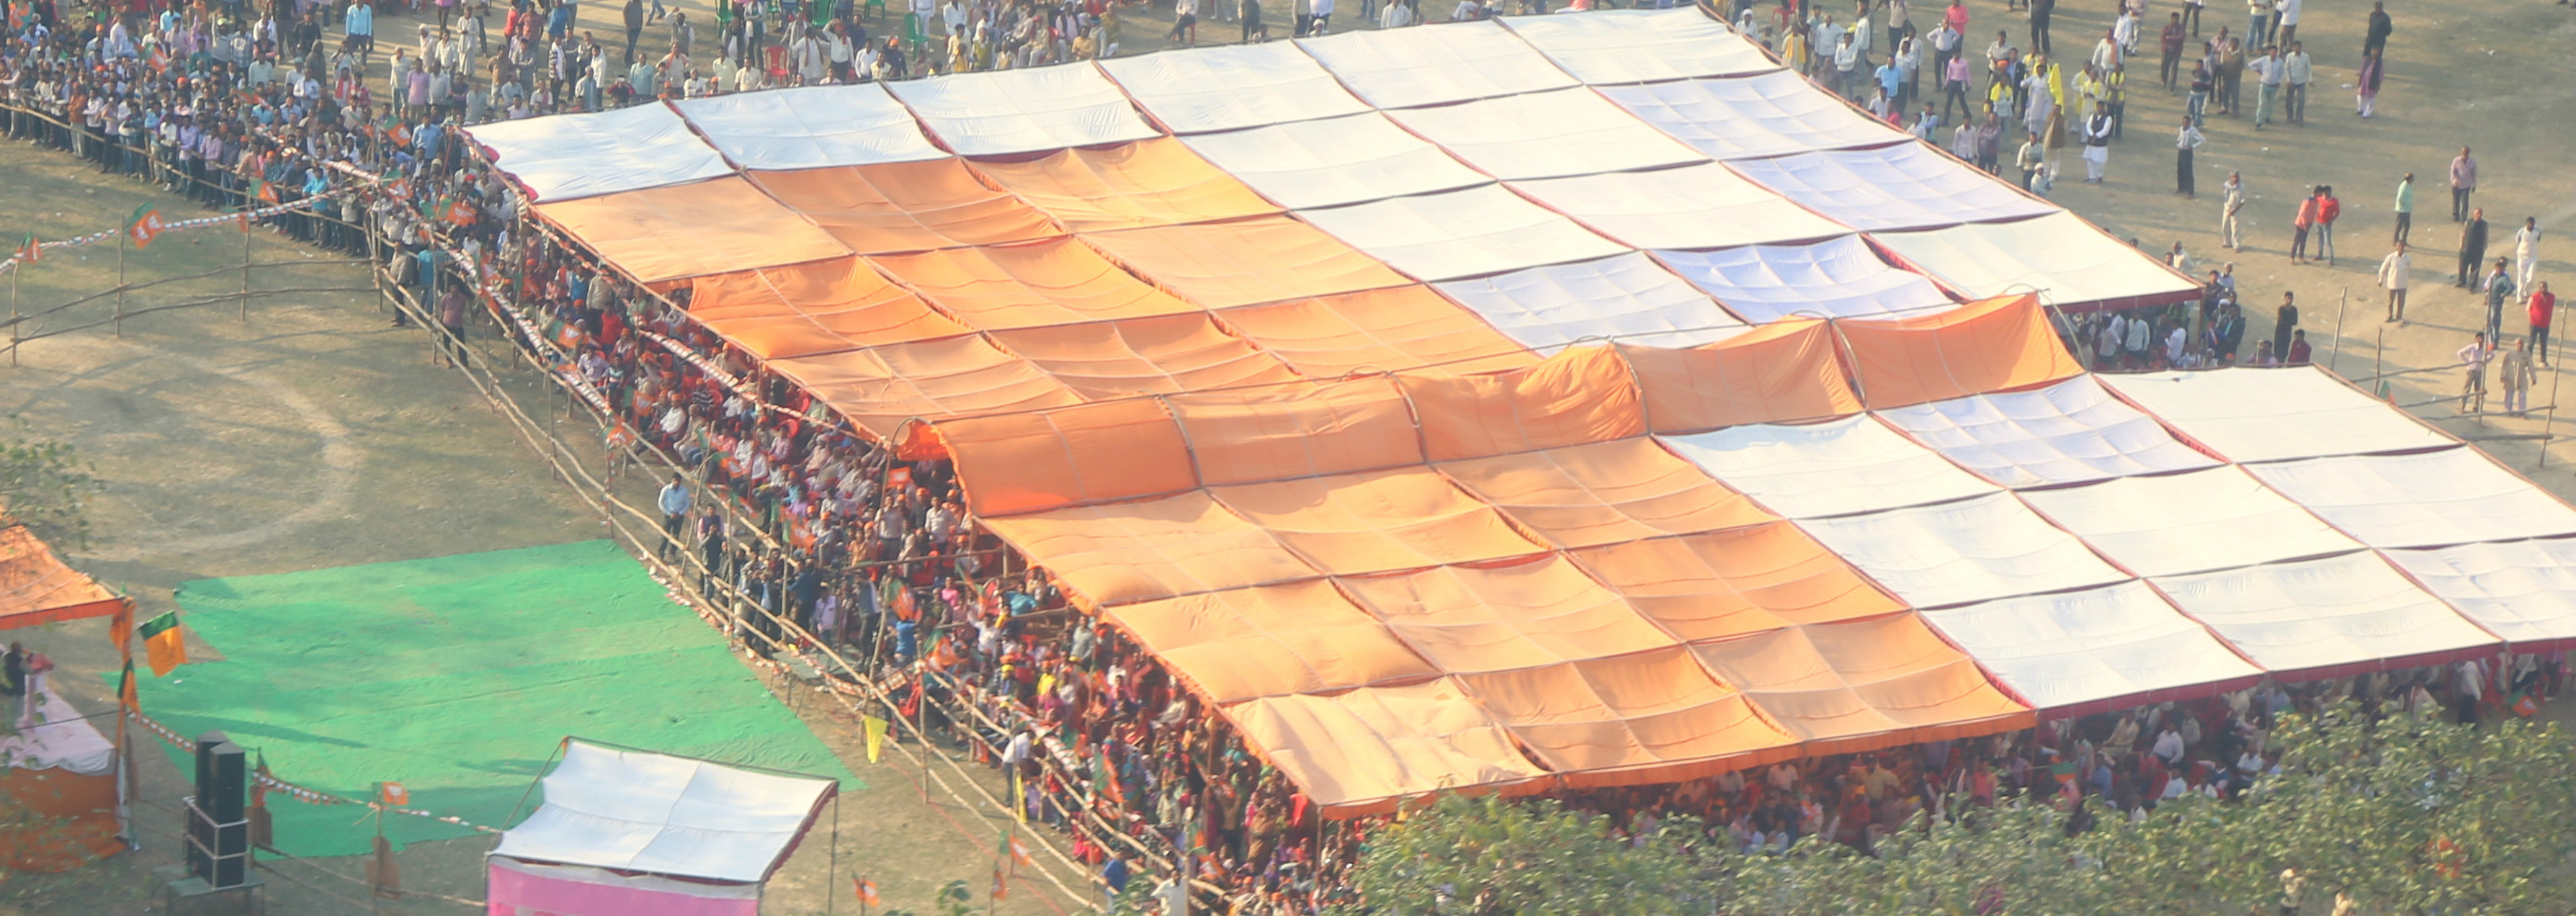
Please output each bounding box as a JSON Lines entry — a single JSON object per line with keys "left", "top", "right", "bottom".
{"left": 128, "top": 539, "right": 859, "bottom": 858}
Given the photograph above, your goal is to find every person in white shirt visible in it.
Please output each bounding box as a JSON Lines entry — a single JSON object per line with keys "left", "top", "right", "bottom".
{"left": 2459, "top": 331, "right": 2492, "bottom": 412}
{"left": 2379, "top": 241, "right": 2411, "bottom": 321}
{"left": 1305, "top": 0, "right": 1333, "bottom": 35}
{"left": 2515, "top": 217, "right": 2542, "bottom": 290}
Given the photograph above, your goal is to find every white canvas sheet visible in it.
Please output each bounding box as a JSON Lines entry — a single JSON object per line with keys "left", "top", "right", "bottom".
{"left": 1508, "top": 163, "right": 1847, "bottom": 250}
{"left": 1598, "top": 71, "right": 1909, "bottom": 161}
{"left": 1501, "top": 9, "right": 1780, "bottom": 84}
{"left": 1924, "top": 582, "right": 2263, "bottom": 712}
{"left": 1295, "top": 20, "right": 1580, "bottom": 109}
{"left": 1098, "top": 44, "right": 1372, "bottom": 134}
{"left": 1653, "top": 235, "right": 1955, "bottom": 321}
{"left": 491, "top": 740, "right": 836, "bottom": 883}
{"left": 2245, "top": 447, "right": 2576, "bottom": 548}
{"left": 2152, "top": 552, "right": 2500, "bottom": 675}
{"left": 2098, "top": 367, "right": 2457, "bottom": 462}
{"left": 2386, "top": 539, "right": 2576, "bottom": 647}
{"left": 2017, "top": 466, "right": 2363, "bottom": 578}
{"left": 1385, "top": 89, "right": 1709, "bottom": 181}
{"left": 0, "top": 683, "right": 115, "bottom": 775}
{"left": 1871, "top": 212, "right": 2203, "bottom": 309}
{"left": 671, "top": 85, "right": 944, "bottom": 170}
{"left": 1433, "top": 253, "right": 1748, "bottom": 352}
{"left": 1295, "top": 185, "right": 1625, "bottom": 282}
{"left": 1660, "top": 415, "right": 1997, "bottom": 518}
{"left": 1725, "top": 143, "right": 2062, "bottom": 231}
{"left": 1875, "top": 375, "right": 2221, "bottom": 487}
{"left": 468, "top": 104, "right": 734, "bottom": 202}
{"left": 1181, "top": 113, "right": 1492, "bottom": 210}
{"left": 1794, "top": 493, "right": 2130, "bottom": 609}
{"left": 886, "top": 65, "right": 1160, "bottom": 156}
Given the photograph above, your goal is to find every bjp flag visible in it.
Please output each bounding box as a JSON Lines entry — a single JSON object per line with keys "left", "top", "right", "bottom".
{"left": 854, "top": 879, "right": 880, "bottom": 907}
{"left": 125, "top": 205, "right": 166, "bottom": 248}
{"left": 140, "top": 611, "right": 188, "bottom": 675}
{"left": 14, "top": 233, "right": 38, "bottom": 264}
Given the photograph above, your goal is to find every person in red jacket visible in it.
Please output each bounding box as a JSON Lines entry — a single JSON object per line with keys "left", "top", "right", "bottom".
{"left": 2289, "top": 187, "right": 2322, "bottom": 264}
{"left": 2531, "top": 281, "right": 2558, "bottom": 366}
{"left": 2315, "top": 184, "right": 2342, "bottom": 266}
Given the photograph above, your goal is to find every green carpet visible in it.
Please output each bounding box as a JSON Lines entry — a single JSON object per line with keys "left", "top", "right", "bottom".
{"left": 130, "top": 540, "right": 859, "bottom": 858}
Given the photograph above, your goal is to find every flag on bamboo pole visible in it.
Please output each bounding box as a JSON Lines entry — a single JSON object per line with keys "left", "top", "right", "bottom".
{"left": 13, "top": 233, "right": 37, "bottom": 263}
{"left": 862, "top": 715, "right": 889, "bottom": 763}
{"left": 854, "top": 879, "right": 880, "bottom": 907}
{"left": 125, "top": 205, "right": 166, "bottom": 248}
{"left": 116, "top": 661, "right": 139, "bottom": 711}
{"left": 140, "top": 611, "right": 188, "bottom": 675}
{"left": 990, "top": 830, "right": 1014, "bottom": 901}
{"left": 251, "top": 177, "right": 280, "bottom": 204}
{"left": 1009, "top": 835, "right": 1034, "bottom": 868}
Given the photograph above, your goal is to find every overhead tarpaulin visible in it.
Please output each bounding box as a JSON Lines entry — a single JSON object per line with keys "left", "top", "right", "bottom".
{"left": 489, "top": 740, "right": 837, "bottom": 883}
{"left": 1870, "top": 212, "right": 2203, "bottom": 311}
{"left": 2385, "top": 539, "right": 2576, "bottom": 650}
{"left": 1209, "top": 468, "right": 1546, "bottom": 575}
{"left": 1686, "top": 615, "right": 2035, "bottom": 755}
{"left": 1340, "top": 557, "right": 1681, "bottom": 674}
{"left": 1106, "top": 580, "right": 1439, "bottom": 703}
{"left": 967, "top": 139, "right": 1282, "bottom": 233}
{"left": 929, "top": 398, "right": 1199, "bottom": 517}
{"left": 535, "top": 178, "right": 854, "bottom": 284}
{"left": 2151, "top": 552, "right": 2503, "bottom": 680}
{"left": 1501, "top": 9, "right": 1781, "bottom": 84}
{"left": 1653, "top": 235, "right": 1956, "bottom": 323}
{"left": 1177, "top": 113, "right": 1493, "bottom": 210}
{"left": 1215, "top": 287, "right": 1539, "bottom": 377}
{"left": 1725, "top": 143, "right": 2061, "bottom": 231}
{"left": 1432, "top": 253, "right": 1748, "bottom": 352}
{"left": 1096, "top": 42, "right": 1372, "bottom": 133}
{"left": 1792, "top": 492, "right": 2129, "bottom": 609}
{"left": 1384, "top": 89, "right": 1709, "bottom": 181}
{"left": 745, "top": 161, "right": 1061, "bottom": 255}
{"left": 2098, "top": 367, "right": 2457, "bottom": 462}
{"left": 0, "top": 524, "right": 125, "bottom": 627}
{"left": 1660, "top": 415, "right": 1998, "bottom": 519}
{"left": 1220, "top": 678, "right": 1551, "bottom": 815}
{"left": 884, "top": 64, "right": 1160, "bottom": 156}
{"left": 1166, "top": 377, "right": 1426, "bottom": 485}
{"left": 1507, "top": 163, "right": 1849, "bottom": 251}
{"left": 1619, "top": 322, "right": 1864, "bottom": 433}
{"left": 466, "top": 103, "right": 733, "bottom": 202}
{"left": 1436, "top": 438, "right": 1781, "bottom": 549}
{"left": 1922, "top": 581, "right": 2263, "bottom": 717}
{"left": 1294, "top": 20, "right": 1580, "bottom": 109}
{"left": 979, "top": 492, "right": 1323, "bottom": 605}
{"left": 1568, "top": 524, "right": 1907, "bottom": 641}
{"left": 866, "top": 238, "right": 1200, "bottom": 331}
{"left": 1833, "top": 294, "right": 2085, "bottom": 410}
{"left": 1874, "top": 375, "right": 2219, "bottom": 488}
{"left": 767, "top": 335, "right": 1082, "bottom": 435}
{"left": 1083, "top": 216, "right": 1413, "bottom": 309}
{"left": 486, "top": 856, "right": 760, "bottom": 916}
{"left": 1396, "top": 345, "right": 1647, "bottom": 461}
{"left": 1295, "top": 185, "right": 1627, "bottom": 282}
{"left": 2245, "top": 446, "right": 2576, "bottom": 548}
{"left": 685, "top": 259, "right": 967, "bottom": 359}
{"left": 2016, "top": 466, "right": 2363, "bottom": 578}
{"left": 988, "top": 313, "right": 1300, "bottom": 398}
{"left": 670, "top": 85, "right": 945, "bottom": 171}
{"left": 1454, "top": 647, "right": 1802, "bottom": 788}
{"left": 1598, "top": 71, "right": 1909, "bottom": 161}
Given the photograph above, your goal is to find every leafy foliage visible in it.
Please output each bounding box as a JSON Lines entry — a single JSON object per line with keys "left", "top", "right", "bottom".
{"left": 0, "top": 416, "right": 97, "bottom": 548}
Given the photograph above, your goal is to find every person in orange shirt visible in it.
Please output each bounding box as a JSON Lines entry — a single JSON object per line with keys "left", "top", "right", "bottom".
{"left": 2313, "top": 184, "right": 2342, "bottom": 266}
{"left": 2289, "top": 186, "right": 2322, "bottom": 264}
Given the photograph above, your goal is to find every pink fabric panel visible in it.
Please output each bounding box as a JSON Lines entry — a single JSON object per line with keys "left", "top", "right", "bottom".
{"left": 487, "top": 863, "right": 760, "bottom": 916}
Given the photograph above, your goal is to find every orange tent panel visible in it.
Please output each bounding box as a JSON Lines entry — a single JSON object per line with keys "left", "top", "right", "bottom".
{"left": 1568, "top": 524, "right": 1905, "bottom": 641}
{"left": 1339, "top": 556, "right": 1681, "bottom": 675}
{"left": 1081, "top": 216, "right": 1413, "bottom": 309}
{"left": 1399, "top": 346, "right": 1647, "bottom": 462}
{"left": 1454, "top": 647, "right": 1800, "bottom": 784}
{"left": 980, "top": 491, "right": 1321, "bottom": 606}
{"left": 1166, "top": 377, "right": 1426, "bottom": 486}
{"left": 1436, "top": 439, "right": 1779, "bottom": 549}
{"left": 1209, "top": 467, "right": 1544, "bottom": 575}
{"left": 687, "top": 258, "right": 970, "bottom": 358}
{"left": 988, "top": 313, "right": 1300, "bottom": 399}
{"left": 768, "top": 335, "right": 1083, "bottom": 436}
{"left": 870, "top": 239, "right": 1202, "bottom": 331}
{"left": 931, "top": 399, "right": 1198, "bottom": 516}
{"left": 536, "top": 177, "right": 855, "bottom": 284}
{"left": 1216, "top": 287, "right": 1538, "bottom": 377}
{"left": 969, "top": 138, "right": 1282, "bottom": 233}
{"left": 1688, "top": 615, "right": 2032, "bottom": 755}
{"left": 1220, "top": 678, "right": 1552, "bottom": 814}
{"left": 1106, "top": 580, "right": 1439, "bottom": 704}
{"left": 0, "top": 524, "right": 122, "bottom": 628}
{"left": 0, "top": 767, "right": 120, "bottom": 871}
{"left": 1835, "top": 293, "right": 2083, "bottom": 409}
{"left": 1619, "top": 322, "right": 1862, "bottom": 434}
{"left": 746, "top": 161, "right": 1060, "bottom": 254}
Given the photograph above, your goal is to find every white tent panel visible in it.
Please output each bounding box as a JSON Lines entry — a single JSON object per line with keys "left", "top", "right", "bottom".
{"left": 1181, "top": 113, "right": 1493, "bottom": 210}
{"left": 1097, "top": 44, "right": 1372, "bottom": 134}
{"left": 2017, "top": 466, "right": 2363, "bottom": 578}
{"left": 1501, "top": 9, "right": 1780, "bottom": 84}
{"left": 1652, "top": 235, "right": 1955, "bottom": 322}
{"left": 2152, "top": 552, "right": 2501, "bottom": 675}
{"left": 1870, "top": 212, "right": 2203, "bottom": 310}
{"left": 467, "top": 104, "right": 734, "bottom": 202}
{"left": 2245, "top": 447, "right": 2576, "bottom": 548}
{"left": 1294, "top": 185, "right": 1627, "bottom": 282}
{"left": 2098, "top": 367, "right": 2457, "bottom": 462}
{"left": 1725, "top": 143, "right": 2062, "bottom": 231}
{"left": 1923, "top": 582, "right": 2263, "bottom": 712}
{"left": 490, "top": 740, "right": 836, "bottom": 883}
{"left": 1598, "top": 71, "right": 1909, "bottom": 161}
{"left": 1433, "top": 253, "right": 1748, "bottom": 352}
{"left": 885, "top": 65, "right": 1160, "bottom": 156}
{"left": 1385, "top": 89, "right": 1709, "bottom": 181}
{"left": 1794, "top": 492, "right": 2131, "bottom": 609}
{"left": 1295, "top": 20, "right": 1580, "bottom": 109}
{"left": 2386, "top": 539, "right": 2576, "bottom": 647}
{"left": 671, "top": 85, "right": 945, "bottom": 170}
{"left": 1507, "top": 163, "right": 1848, "bottom": 250}
{"left": 1875, "top": 375, "right": 2221, "bottom": 487}
{"left": 1660, "top": 415, "right": 1998, "bottom": 518}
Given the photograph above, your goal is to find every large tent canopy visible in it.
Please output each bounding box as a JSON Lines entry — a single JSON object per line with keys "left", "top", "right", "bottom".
{"left": 491, "top": 740, "right": 836, "bottom": 883}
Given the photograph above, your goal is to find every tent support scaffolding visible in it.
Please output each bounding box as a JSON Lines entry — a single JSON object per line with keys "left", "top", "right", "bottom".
{"left": 2328, "top": 287, "right": 2347, "bottom": 372}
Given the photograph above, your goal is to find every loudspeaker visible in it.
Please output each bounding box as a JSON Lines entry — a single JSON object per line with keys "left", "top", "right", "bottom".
{"left": 187, "top": 733, "right": 250, "bottom": 889}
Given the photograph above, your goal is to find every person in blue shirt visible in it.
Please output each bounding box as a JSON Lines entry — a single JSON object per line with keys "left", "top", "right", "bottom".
{"left": 658, "top": 473, "right": 693, "bottom": 560}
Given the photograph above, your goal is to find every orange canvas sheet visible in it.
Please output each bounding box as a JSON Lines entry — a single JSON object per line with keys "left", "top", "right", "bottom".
{"left": 1216, "top": 287, "right": 1537, "bottom": 377}
{"left": 687, "top": 259, "right": 969, "bottom": 358}
{"left": 1166, "top": 377, "right": 1426, "bottom": 486}
{"left": 1569, "top": 524, "right": 1906, "bottom": 642}
{"left": 536, "top": 177, "right": 854, "bottom": 284}
{"left": 1619, "top": 321, "right": 1864, "bottom": 434}
{"left": 1223, "top": 678, "right": 1552, "bottom": 813}
{"left": 768, "top": 334, "right": 1082, "bottom": 435}
{"left": 1081, "top": 217, "right": 1413, "bottom": 309}
{"left": 1210, "top": 467, "right": 1544, "bottom": 575}
{"left": 1339, "top": 557, "right": 1681, "bottom": 675}
{"left": 870, "top": 239, "right": 1202, "bottom": 331}
{"left": 1689, "top": 615, "right": 2034, "bottom": 754}
{"left": 979, "top": 491, "right": 1321, "bottom": 606}
{"left": 969, "top": 138, "right": 1282, "bottom": 233}
{"left": 1836, "top": 294, "right": 2083, "bottom": 409}
{"left": 931, "top": 399, "right": 1198, "bottom": 516}
{"left": 746, "top": 161, "right": 1060, "bottom": 254}
{"left": 1436, "top": 439, "right": 1778, "bottom": 549}
{"left": 1455, "top": 647, "right": 1799, "bottom": 786}
{"left": 1400, "top": 346, "right": 1647, "bottom": 462}
{"left": 1106, "top": 580, "right": 1439, "bottom": 703}
{"left": 989, "top": 313, "right": 1300, "bottom": 399}
{"left": 0, "top": 524, "right": 121, "bottom": 628}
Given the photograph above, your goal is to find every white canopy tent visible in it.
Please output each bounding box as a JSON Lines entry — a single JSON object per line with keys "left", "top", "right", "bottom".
{"left": 1179, "top": 113, "right": 1493, "bottom": 210}
{"left": 2245, "top": 446, "right": 2576, "bottom": 548}
{"left": 2016, "top": 466, "right": 2363, "bottom": 578}
{"left": 1506, "top": 163, "right": 1849, "bottom": 251}
{"left": 2151, "top": 552, "right": 2501, "bottom": 678}
{"left": 670, "top": 86, "right": 946, "bottom": 171}
{"left": 1097, "top": 43, "right": 1372, "bottom": 134}
{"left": 1432, "top": 253, "right": 1748, "bottom": 352}
{"left": 1597, "top": 71, "right": 1910, "bottom": 161}
{"left": 1923, "top": 582, "right": 2263, "bottom": 714}
{"left": 1874, "top": 375, "right": 2220, "bottom": 487}
{"left": 465, "top": 104, "right": 734, "bottom": 202}
{"left": 1383, "top": 89, "right": 1710, "bottom": 181}
{"left": 1501, "top": 9, "right": 1780, "bottom": 84}
{"left": 1294, "top": 20, "right": 1580, "bottom": 109}
{"left": 490, "top": 740, "right": 838, "bottom": 884}
{"left": 2385, "top": 539, "right": 2576, "bottom": 649}
{"left": 1870, "top": 212, "right": 2203, "bottom": 311}
{"left": 1294, "top": 184, "right": 1627, "bottom": 282}
{"left": 2098, "top": 367, "right": 2458, "bottom": 462}
{"left": 1724, "top": 143, "right": 2062, "bottom": 232}
{"left": 1650, "top": 235, "right": 1956, "bottom": 322}
{"left": 885, "top": 65, "right": 1160, "bottom": 156}
{"left": 1793, "top": 492, "right": 2131, "bottom": 609}
{"left": 1660, "top": 415, "right": 1998, "bottom": 519}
